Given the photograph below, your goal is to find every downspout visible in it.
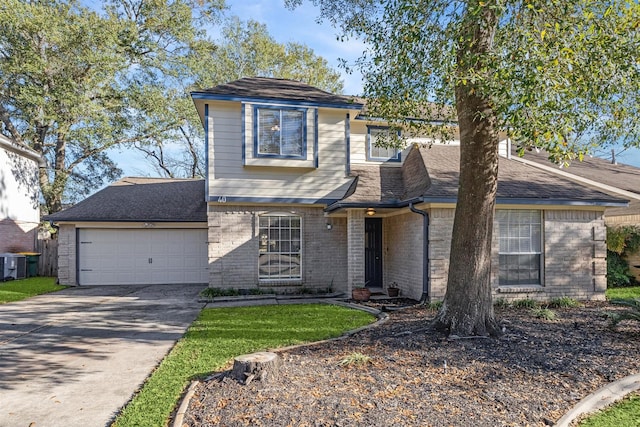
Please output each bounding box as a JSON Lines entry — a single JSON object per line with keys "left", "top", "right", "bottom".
{"left": 409, "top": 202, "right": 430, "bottom": 304}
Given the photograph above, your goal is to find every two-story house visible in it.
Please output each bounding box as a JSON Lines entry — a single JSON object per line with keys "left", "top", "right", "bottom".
{"left": 50, "top": 77, "right": 625, "bottom": 302}
{"left": 0, "top": 134, "right": 43, "bottom": 253}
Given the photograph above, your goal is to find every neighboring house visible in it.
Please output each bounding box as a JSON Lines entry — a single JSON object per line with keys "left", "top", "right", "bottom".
{"left": 507, "top": 147, "right": 640, "bottom": 280}
{"left": 50, "top": 77, "right": 626, "bottom": 302}
{"left": 0, "top": 134, "right": 43, "bottom": 253}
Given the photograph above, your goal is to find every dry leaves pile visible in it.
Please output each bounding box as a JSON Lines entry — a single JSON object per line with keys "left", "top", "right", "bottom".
{"left": 183, "top": 302, "right": 640, "bottom": 427}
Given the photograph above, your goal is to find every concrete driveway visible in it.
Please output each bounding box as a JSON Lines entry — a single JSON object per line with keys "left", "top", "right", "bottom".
{"left": 0, "top": 284, "right": 205, "bottom": 427}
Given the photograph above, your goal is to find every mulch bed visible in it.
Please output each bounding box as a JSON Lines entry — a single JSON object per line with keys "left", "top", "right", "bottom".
{"left": 182, "top": 301, "right": 640, "bottom": 427}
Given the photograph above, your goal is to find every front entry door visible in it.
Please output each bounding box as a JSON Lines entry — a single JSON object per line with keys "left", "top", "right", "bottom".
{"left": 365, "top": 218, "right": 383, "bottom": 288}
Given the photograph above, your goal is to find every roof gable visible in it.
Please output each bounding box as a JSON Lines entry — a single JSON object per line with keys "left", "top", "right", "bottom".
{"left": 191, "top": 77, "right": 362, "bottom": 109}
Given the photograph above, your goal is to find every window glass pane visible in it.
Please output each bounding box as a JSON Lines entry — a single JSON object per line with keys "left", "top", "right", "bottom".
{"left": 281, "top": 110, "right": 304, "bottom": 156}
{"left": 256, "top": 108, "right": 304, "bottom": 157}
{"left": 497, "top": 210, "right": 542, "bottom": 286}
{"left": 368, "top": 127, "right": 398, "bottom": 160}
{"left": 258, "top": 214, "right": 302, "bottom": 280}
{"left": 257, "top": 109, "right": 281, "bottom": 154}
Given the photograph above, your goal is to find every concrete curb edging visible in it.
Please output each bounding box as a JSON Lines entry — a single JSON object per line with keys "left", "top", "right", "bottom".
{"left": 554, "top": 372, "right": 640, "bottom": 427}
{"left": 173, "top": 380, "right": 200, "bottom": 426}
{"left": 171, "top": 301, "right": 384, "bottom": 427}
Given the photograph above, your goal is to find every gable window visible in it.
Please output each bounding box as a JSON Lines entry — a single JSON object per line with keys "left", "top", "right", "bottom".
{"left": 367, "top": 126, "right": 401, "bottom": 162}
{"left": 255, "top": 106, "right": 306, "bottom": 158}
{"left": 258, "top": 213, "right": 301, "bottom": 280}
{"left": 497, "top": 210, "right": 543, "bottom": 286}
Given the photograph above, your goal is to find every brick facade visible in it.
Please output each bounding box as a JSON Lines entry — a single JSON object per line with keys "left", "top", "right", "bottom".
{"left": 207, "top": 205, "right": 348, "bottom": 293}
{"left": 346, "top": 209, "right": 364, "bottom": 292}
{"left": 57, "top": 224, "right": 76, "bottom": 285}
{"left": 399, "top": 207, "right": 607, "bottom": 302}
{"left": 383, "top": 212, "right": 423, "bottom": 300}
{"left": 0, "top": 219, "right": 38, "bottom": 253}
{"left": 424, "top": 208, "right": 608, "bottom": 302}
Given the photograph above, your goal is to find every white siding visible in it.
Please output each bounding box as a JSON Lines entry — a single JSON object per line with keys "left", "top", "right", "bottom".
{"left": 205, "top": 101, "right": 354, "bottom": 200}
{"left": 0, "top": 137, "right": 40, "bottom": 252}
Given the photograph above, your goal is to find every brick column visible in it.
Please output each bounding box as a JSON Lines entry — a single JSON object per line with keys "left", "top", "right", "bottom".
{"left": 347, "top": 209, "right": 365, "bottom": 292}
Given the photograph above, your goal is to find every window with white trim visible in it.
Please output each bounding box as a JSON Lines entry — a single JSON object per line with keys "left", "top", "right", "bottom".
{"left": 258, "top": 213, "right": 301, "bottom": 280}
{"left": 367, "top": 126, "right": 400, "bottom": 161}
{"left": 255, "top": 106, "right": 306, "bottom": 158}
{"left": 497, "top": 210, "right": 543, "bottom": 286}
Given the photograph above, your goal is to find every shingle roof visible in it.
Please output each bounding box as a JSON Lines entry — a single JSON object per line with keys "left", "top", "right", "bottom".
{"left": 332, "top": 145, "right": 625, "bottom": 210}
{"left": 513, "top": 148, "right": 640, "bottom": 216}
{"left": 45, "top": 177, "right": 206, "bottom": 222}
{"left": 192, "top": 77, "right": 361, "bottom": 108}
{"left": 515, "top": 148, "right": 640, "bottom": 196}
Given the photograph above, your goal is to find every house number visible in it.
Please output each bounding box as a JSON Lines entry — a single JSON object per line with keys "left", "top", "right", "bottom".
{"left": 217, "top": 196, "right": 227, "bottom": 203}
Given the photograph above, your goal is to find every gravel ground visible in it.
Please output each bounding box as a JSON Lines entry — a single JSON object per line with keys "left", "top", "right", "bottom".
{"left": 182, "top": 301, "right": 640, "bottom": 427}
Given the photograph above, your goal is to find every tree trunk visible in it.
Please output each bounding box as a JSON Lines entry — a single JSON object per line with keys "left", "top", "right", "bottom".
{"left": 434, "top": 1, "right": 502, "bottom": 337}
{"left": 230, "top": 352, "right": 281, "bottom": 385}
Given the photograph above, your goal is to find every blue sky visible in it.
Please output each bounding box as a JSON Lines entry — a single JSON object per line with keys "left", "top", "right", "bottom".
{"left": 110, "top": 0, "right": 640, "bottom": 175}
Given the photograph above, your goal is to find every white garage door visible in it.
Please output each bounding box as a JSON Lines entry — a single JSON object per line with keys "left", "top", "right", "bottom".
{"left": 78, "top": 229, "right": 208, "bottom": 285}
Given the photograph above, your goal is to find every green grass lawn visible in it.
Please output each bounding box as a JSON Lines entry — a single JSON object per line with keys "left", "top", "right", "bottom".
{"left": 579, "top": 393, "right": 640, "bottom": 427}
{"left": 0, "top": 277, "right": 66, "bottom": 303}
{"left": 578, "top": 287, "right": 640, "bottom": 426}
{"left": 113, "top": 303, "right": 375, "bottom": 427}
{"left": 605, "top": 286, "right": 640, "bottom": 301}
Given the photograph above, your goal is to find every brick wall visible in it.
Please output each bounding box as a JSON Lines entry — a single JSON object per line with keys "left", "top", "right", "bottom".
{"left": 346, "top": 209, "right": 364, "bottom": 292}
{"left": 424, "top": 208, "right": 606, "bottom": 302}
{"left": 428, "top": 208, "right": 454, "bottom": 300}
{"left": 0, "top": 219, "right": 37, "bottom": 252}
{"left": 57, "top": 224, "right": 76, "bottom": 285}
{"left": 384, "top": 212, "right": 423, "bottom": 300}
{"left": 207, "top": 205, "right": 348, "bottom": 293}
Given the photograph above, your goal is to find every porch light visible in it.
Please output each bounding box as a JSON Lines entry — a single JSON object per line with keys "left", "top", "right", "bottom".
{"left": 365, "top": 208, "right": 376, "bottom": 216}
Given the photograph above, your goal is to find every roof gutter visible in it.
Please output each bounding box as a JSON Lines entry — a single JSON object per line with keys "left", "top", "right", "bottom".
{"left": 324, "top": 197, "right": 425, "bottom": 213}
{"left": 0, "top": 137, "right": 46, "bottom": 167}
{"left": 409, "top": 202, "right": 430, "bottom": 304}
{"left": 325, "top": 196, "right": 626, "bottom": 213}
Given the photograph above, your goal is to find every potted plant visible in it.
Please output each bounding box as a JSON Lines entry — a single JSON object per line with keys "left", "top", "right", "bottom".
{"left": 387, "top": 282, "right": 399, "bottom": 297}
{"left": 352, "top": 286, "right": 371, "bottom": 302}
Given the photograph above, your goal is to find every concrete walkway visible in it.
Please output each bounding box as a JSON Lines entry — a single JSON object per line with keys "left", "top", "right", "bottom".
{"left": 0, "top": 284, "right": 205, "bottom": 427}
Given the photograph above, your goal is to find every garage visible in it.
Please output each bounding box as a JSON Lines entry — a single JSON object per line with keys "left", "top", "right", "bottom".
{"left": 45, "top": 177, "right": 210, "bottom": 286}
{"left": 78, "top": 228, "right": 208, "bottom": 285}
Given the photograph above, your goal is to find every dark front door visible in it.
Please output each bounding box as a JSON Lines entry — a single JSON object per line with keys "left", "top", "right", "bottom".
{"left": 365, "top": 218, "right": 383, "bottom": 288}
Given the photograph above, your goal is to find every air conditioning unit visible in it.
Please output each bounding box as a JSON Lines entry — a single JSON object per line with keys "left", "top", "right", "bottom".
{"left": 1, "top": 254, "right": 27, "bottom": 281}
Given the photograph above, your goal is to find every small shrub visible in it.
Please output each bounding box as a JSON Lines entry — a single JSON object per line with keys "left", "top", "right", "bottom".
{"left": 426, "top": 301, "right": 443, "bottom": 311}
{"left": 607, "top": 251, "right": 635, "bottom": 288}
{"left": 548, "top": 297, "right": 581, "bottom": 308}
{"left": 199, "top": 287, "right": 240, "bottom": 298}
{"left": 512, "top": 298, "right": 539, "bottom": 309}
{"left": 606, "top": 298, "right": 640, "bottom": 327}
{"left": 494, "top": 298, "right": 510, "bottom": 309}
{"left": 338, "top": 352, "right": 372, "bottom": 367}
{"left": 531, "top": 308, "right": 556, "bottom": 320}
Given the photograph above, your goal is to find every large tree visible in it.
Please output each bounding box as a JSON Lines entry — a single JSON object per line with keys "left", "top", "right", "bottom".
{"left": 135, "top": 16, "right": 343, "bottom": 178}
{"left": 289, "top": 0, "right": 640, "bottom": 336}
{"left": 0, "top": 1, "right": 344, "bottom": 209}
{"left": 0, "top": 0, "right": 225, "bottom": 212}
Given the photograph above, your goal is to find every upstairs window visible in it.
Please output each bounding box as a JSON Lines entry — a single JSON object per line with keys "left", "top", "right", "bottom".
{"left": 367, "top": 126, "right": 401, "bottom": 162}
{"left": 255, "top": 106, "right": 306, "bottom": 158}
{"left": 497, "top": 210, "right": 543, "bottom": 286}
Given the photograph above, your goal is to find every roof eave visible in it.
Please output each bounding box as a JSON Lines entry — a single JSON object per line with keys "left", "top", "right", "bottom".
{"left": 190, "top": 92, "right": 364, "bottom": 110}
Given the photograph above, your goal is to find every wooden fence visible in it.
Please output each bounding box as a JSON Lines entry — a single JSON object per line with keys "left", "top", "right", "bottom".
{"left": 36, "top": 237, "right": 58, "bottom": 277}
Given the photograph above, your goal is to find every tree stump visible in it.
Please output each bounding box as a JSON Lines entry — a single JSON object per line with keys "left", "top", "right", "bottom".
{"left": 230, "top": 352, "right": 281, "bottom": 385}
